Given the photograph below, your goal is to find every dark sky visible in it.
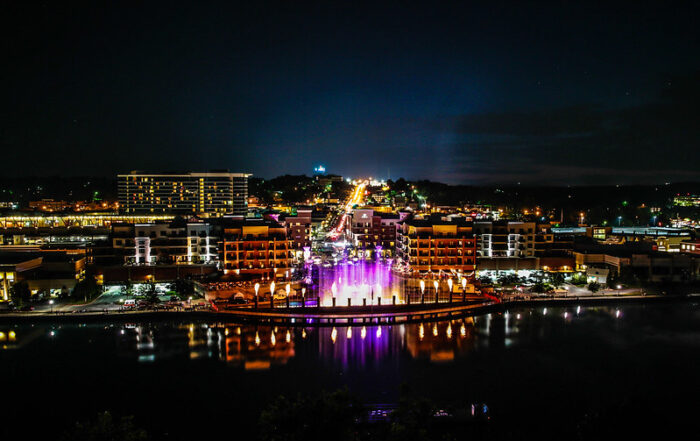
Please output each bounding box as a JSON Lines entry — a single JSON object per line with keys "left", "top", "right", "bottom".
{"left": 3, "top": 1, "right": 699, "bottom": 184}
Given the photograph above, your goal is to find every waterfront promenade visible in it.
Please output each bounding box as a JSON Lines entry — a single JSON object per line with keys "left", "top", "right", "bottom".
{"left": 1, "top": 293, "right": 696, "bottom": 324}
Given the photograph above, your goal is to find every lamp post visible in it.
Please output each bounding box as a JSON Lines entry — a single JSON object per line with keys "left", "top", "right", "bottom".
{"left": 254, "top": 282, "right": 260, "bottom": 309}
{"left": 420, "top": 280, "right": 425, "bottom": 304}
{"left": 433, "top": 280, "right": 439, "bottom": 303}
{"left": 285, "top": 283, "right": 290, "bottom": 308}
{"left": 301, "top": 287, "right": 306, "bottom": 307}
{"left": 270, "top": 282, "right": 275, "bottom": 308}
{"left": 461, "top": 277, "right": 467, "bottom": 302}
{"left": 447, "top": 278, "right": 453, "bottom": 303}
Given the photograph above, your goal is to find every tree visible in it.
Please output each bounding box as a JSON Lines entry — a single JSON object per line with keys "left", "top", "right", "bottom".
{"left": 588, "top": 281, "right": 601, "bottom": 293}
{"left": 549, "top": 272, "right": 566, "bottom": 288}
{"left": 259, "top": 388, "right": 361, "bottom": 441}
{"left": 478, "top": 276, "right": 493, "bottom": 285}
{"left": 532, "top": 282, "right": 548, "bottom": 294}
{"left": 145, "top": 281, "right": 159, "bottom": 303}
{"left": 124, "top": 280, "right": 134, "bottom": 297}
{"left": 61, "top": 411, "right": 148, "bottom": 441}
{"left": 389, "top": 384, "right": 435, "bottom": 441}
{"left": 570, "top": 273, "right": 587, "bottom": 286}
{"left": 170, "top": 279, "right": 193, "bottom": 298}
{"left": 72, "top": 268, "right": 101, "bottom": 302}
{"left": 10, "top": 281, "right": 31, "bottom": 307}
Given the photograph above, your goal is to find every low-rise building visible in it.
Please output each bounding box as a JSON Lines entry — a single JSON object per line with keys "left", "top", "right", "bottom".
{"left": 0, "top": 253, "right": 43, "bottom": 300}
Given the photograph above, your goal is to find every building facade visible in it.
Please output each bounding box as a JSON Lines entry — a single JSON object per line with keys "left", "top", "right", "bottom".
{"left": 396, "top": 218, "right": 477, "bottom": 275}
{"left": 220, "top": 219, "right": 292, "bottom": 278}
{"left": 118, "top": 171, "right": 250, "bottom": 216}
{"left": 347, "top": 209, "right": 400, "bottom": 258}
{"left": 281, "top": 208, "right": 313, "bottom": 251}
{"left": 111, "top": 220, "right": 217, "bottom": 264}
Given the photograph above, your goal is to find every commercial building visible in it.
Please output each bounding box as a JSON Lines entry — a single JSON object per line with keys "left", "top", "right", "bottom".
{"left": 280, "top": 207, "right": 313, "bottom": 251}
{"left": 473, "top": 221, "right": 537, "bottom": 258}
{"left": 110, "top": 219, "right": 218, "bottom": 265}
{"left": 396, "top": 217, "right": 477, "bottom": 275}
{"left": 347, "top": 209, "right": 403, "bottom": 258}
{"left": 574, "top": 248, "right": 699, "bottom": 283}
{"left": 118, "top": 171, "right": 250, "bottom": 216}
{"left": 220, "top": 219, "right": 292, "bottom": 278}
{"left": 680, "top": 239, "right": 700, "bottom": 255}
{"left": 0, "top": 251, "right": 85, "bottom": 299}
{"left": 0, "top": 253, "right": 43, "bottom": 300}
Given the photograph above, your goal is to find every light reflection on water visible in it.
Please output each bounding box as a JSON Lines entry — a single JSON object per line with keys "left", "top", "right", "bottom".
{"left": 1, "top": 305, "right": 642, "bottom": 371}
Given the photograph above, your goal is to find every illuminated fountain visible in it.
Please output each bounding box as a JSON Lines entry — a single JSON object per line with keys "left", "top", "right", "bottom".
{"left": 317, "top": 258, "right": 404, "bottom": 306}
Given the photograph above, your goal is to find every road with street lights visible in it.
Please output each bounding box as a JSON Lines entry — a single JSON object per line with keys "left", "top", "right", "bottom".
{"left": 327, "top": 181, "right": 365, "bottom": 241}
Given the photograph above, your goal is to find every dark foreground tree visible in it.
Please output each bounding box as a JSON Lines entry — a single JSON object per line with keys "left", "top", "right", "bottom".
{"left": 587, "top": 282, "right": 601, "bottom": 293}
{"left": 61, "top": 411, "right": 148, "bottom": 441}
{"left": 72, "top": 268, "right": 101, "bottom": 302}
{"left": 259, "top": 388, "right": 361, "bottom": 441}
{"left": 10, "top": 280, "right": 31, "bottom": 306}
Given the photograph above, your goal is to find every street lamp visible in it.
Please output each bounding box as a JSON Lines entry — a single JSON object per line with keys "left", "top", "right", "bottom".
{"left": 433, "top": 280, "right": 439, "bottom": 303}
{"left": 447, "top": 278, "right": 453, "bottom": 303}
{"left": 254, "top": 282, "right": 260, "bottom": 308}
{"left": 461, "top": 277, "right": 467, "bottom": 302}
{"left": 420, "top": 280, "right": 425, "bottom": 304}
{"left": 270, "top": 282, "right": 275, "bottom": 308}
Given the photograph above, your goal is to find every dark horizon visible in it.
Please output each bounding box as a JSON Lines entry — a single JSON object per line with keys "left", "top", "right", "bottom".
{"left": 3, "top": 2, "right": 699, "bottom": 185}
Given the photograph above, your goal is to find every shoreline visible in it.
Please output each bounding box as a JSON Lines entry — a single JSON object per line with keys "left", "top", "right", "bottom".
{"left": 0, "top": 294, "right": 697, "bottom": 325}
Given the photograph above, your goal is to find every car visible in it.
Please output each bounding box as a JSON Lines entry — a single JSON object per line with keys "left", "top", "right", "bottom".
{"left": 20, "top": 305, "right": 34, "bottom": 312}
{"left": 230, "top": 297, "right": 249, "bottom": 304}
{"left": 0, "top": 302, "right": 16, "bottom": 312}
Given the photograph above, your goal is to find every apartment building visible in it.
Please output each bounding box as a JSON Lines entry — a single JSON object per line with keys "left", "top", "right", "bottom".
{"left": 281, "top": 207, "right": 312, "bottom": 250}
{"left": 347, "top": 209, "right": 401, "bottom": 258}
{"left": 473, "top": 221, "right": 537, "bottom": 258}
{"left": 220, "top": 219, "right": 292, "bottom": 278}
{"left": 396, "top": 217, "right": 477, "bottom": 275}
{"left": 118, "top": 171, "right": 250, "bottom": 216}
{"left": 111, "top": 219, "right": 217, "bottom": 264}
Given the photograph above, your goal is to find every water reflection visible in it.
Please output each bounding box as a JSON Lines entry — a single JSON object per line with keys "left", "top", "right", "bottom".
{"left": 110, "top": 316, "right": 491, "bottom": 369}
{"left": 6, "top": 305, "right": 634, "bottom": 370}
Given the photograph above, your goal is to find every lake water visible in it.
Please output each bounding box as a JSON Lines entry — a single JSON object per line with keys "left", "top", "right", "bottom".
{"left": 1, "top": 302, "right": 699, "bottom": 440}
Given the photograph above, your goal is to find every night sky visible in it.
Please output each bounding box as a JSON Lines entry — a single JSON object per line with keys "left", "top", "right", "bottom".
{"left": 3, "top": 2, "right": 699, "bottom": 184}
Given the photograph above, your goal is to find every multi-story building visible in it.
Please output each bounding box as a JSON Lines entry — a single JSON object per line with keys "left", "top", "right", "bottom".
{"left": 281, "top": 207, "right": 312, "bottom": 251}
{"left": 396, "top": 217, "right": 477, "bottom": 275}
{"left": 347, "top": 209, "right": 401, "bottom": 258}
{"left": 111, "top": 220, "right": 217, "bottom": 264}
{"left": 220, "top": 219, "right": 292, "bottom": 278}
{"left": 473, "top": 221, "right": 576, "bottom": 273}
{"left": 118, "top": 171, "right": 250, "bottom": 216}
{"left": 474, "top": 221, "right": 536, "bottom": 258}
